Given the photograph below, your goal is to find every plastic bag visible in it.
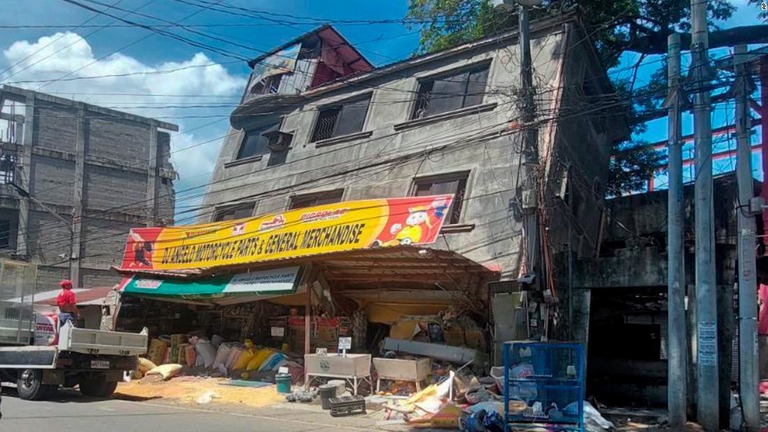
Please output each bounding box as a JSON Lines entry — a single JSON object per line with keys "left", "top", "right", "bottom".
{"left": 196, "top": 391, "right": 219, "bottom": 405}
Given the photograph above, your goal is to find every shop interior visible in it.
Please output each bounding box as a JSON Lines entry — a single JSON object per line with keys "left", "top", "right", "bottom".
{"left": 116, "top": 247, "right": 499, "bottom": 393}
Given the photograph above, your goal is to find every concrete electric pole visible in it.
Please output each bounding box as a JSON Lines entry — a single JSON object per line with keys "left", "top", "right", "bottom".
{"left": 664, "top": 32, "right": 687, "bottom": 428}
{"left": 516, "top": 0, "right": 543, "bottom": 316}
{"left": 691, "top": 0, "right": 719, "bottom": 429}
{"left": 733, "top": 44, "right": 760, "bottom": 432}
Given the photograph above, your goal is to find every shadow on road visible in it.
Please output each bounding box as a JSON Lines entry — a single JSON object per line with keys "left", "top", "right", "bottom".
{"left": 1, "top": 386, "right": 160, "bottom": 403}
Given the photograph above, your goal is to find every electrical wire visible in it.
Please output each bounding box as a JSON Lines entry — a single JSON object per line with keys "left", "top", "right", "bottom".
{"left": 4, "top": 14, "right": 752, "bottom": 264}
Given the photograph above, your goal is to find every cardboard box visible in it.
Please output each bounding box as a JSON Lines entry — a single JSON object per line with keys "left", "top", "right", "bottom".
{"left": 443, "top": 327, "right": 465, "bottom": 347}
{"left": 147, "top": 339, "right": 168, "bottom": 366}
{"left": 464, "top": 329, "right": 486, "bottom": 351}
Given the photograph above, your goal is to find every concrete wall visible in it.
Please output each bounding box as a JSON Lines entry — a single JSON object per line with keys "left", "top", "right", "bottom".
{"left": 203, "top": 21, "right": 626, "bottom": 280}
{"left": 0, "top": 86, "right": 177, "bottom": 291}
{"left": 577, "top": 174, "right": 744, "bottom": 288}
{"left": 572, "top": 175, "right": 745, "bottom": 408}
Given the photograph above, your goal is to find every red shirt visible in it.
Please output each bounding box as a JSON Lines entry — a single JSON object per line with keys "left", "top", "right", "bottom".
{"left": 57, "top": 289, "right": 76, "bottom": 309}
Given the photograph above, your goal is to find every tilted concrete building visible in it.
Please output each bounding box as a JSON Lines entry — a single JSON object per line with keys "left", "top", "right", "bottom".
{"left": 0, "top": 85, "right": 177, "bottom": 290}
{"left": 202, "top": 14, "right": 629, "bottom": 361}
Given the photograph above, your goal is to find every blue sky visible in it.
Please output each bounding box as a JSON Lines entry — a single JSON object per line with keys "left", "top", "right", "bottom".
{"left": 0, "top": 0, "right": 764, "bottom": 217}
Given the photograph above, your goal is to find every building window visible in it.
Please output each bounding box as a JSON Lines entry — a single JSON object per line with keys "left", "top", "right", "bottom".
{"left": 236, "top": 122, "right": 280, "bottom": 160}
{"left": 0, "top": 154, "right": 16, "bottom": 184}
{"left": 214, "top": 202, "right": 256, "bottom": 221}
{"left": 411, "top": 172, "right": 469, "bottom": 225}
{"left": 250, "top": 73, "right": 284, "bottom": 95}
{"left": 289, "top": 190, "right": 344, "bottom": 210}
{"left": 412, "top": 65, "right": 489, "bottom": 120}
{"left": 311, "top": 94, "right": 372, "bottom": 142}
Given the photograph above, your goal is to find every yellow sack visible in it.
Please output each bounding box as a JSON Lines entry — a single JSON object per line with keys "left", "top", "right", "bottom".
{"left": 233, "top": 350, "right": 256, "bottom": 370}
{"left": 146, "top": 363, "right": 183, "bottom": 380}
{"left": 138, "top": 357, "right": 158, "bottom": 374}
{"left": 245, "top": 349, "right": 273, "bottom": 371}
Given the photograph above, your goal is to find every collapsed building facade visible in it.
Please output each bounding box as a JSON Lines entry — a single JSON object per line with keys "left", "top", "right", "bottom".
{"left": 187, "top": 13, "right": 629, "bottom": 362}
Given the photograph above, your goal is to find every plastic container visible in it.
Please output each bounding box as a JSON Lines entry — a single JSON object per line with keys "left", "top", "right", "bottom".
{"left": 275, "top": 373, "right": 292, "bottom": 394}
{"left": 427, "top": 323, "right": 444, "bottom": 342}
{"left": 318, "top": 384, "right": 338, "bottom": 410}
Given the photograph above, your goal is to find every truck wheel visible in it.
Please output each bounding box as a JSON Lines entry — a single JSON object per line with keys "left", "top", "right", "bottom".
{"left": 79, "top": 376, "right": 117, "bottom": 398}
{"left": 17, "top": 369, "right": 53, "bottom": 401}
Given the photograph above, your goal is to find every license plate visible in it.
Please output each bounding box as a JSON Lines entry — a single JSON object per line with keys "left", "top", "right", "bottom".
{"left": 91, "top": 360, "right": 110, "bottom": 369}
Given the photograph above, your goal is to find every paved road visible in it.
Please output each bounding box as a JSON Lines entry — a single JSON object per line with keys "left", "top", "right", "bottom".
{"left": 1, "top": 388, "right": 372, "bottom": 432}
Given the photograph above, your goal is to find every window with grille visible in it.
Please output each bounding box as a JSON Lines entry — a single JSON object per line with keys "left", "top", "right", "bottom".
{"left": 411, "top": 172, "right": 469, "bottom": 225}
{"left": 236, "top": 122, "right": 280, "bottom": 160}
{"left": 412, "top": 65, "right": 490, "bottom": 120}
{"left": 311, "top": 95, "right": 372, "bottom": 142}
{"left": 289, "top": 189, "right": 344, "bottom": 210}
{"left": 0, "top": 219, "right": 10, "bottom": 249}
{"left": 214, "top": 202, "right": 256, "bottom": 221}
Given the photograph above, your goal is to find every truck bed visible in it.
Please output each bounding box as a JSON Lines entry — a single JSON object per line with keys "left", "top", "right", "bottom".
{"left": 0, "top": 324, "right": 148, "bottom": 369}
{"left": 57, "top": 323, "right": 148, "bottom": 356}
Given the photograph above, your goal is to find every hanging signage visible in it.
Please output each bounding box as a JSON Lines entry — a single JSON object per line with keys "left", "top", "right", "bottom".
{"left": 123, "top": 266, "right": 301, "bottom": 297}
{"left": 119, "top": 195, "right": 454, "bottom": 272}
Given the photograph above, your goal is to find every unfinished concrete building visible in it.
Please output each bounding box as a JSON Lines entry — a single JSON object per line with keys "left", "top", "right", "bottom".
{"left": 0, "top": 86, "right": 177, "bottom": 290}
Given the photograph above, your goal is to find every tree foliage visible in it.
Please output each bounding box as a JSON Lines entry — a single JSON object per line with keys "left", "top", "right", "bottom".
{"left": 406, "top": 0, "right": 765, "bottom": 194}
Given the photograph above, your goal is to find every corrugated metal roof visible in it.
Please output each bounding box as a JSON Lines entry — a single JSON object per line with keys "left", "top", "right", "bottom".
{"left": 6, "top": 286, "right": 115, "bottom": 307}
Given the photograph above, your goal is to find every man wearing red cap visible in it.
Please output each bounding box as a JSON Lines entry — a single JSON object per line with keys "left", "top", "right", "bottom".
{"left": 56, "top": 280, "right": 78, "bottom": 327}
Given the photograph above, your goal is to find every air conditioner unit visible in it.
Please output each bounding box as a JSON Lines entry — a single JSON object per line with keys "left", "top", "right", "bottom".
{"left": 264, "top": 130, "right": 294, "bottom": 152}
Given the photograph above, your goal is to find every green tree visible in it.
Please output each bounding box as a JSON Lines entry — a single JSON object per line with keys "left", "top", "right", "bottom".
{"left": 406, "top": 0, "right": 766, "bottom": 194}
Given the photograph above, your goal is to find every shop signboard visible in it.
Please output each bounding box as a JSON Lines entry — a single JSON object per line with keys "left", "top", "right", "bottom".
{"left": 119, "top": 195, "right": 454, "bottom": 272}
{"left": 122, "top": 266, "right": 301, "bottom": 297}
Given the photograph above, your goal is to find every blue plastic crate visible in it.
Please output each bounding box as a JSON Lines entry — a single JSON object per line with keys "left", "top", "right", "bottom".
{"left": 502, "top": 341, "right": 585, "bottom": 432}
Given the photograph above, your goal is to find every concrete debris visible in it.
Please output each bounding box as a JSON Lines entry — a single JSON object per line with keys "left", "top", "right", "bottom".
{"left": 285, "top": 390, "right": 316, "bottom": 403}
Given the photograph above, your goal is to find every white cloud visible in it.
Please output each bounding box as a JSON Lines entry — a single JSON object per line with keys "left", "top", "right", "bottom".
{"left": 1, "top": 32, "right": 247, "bottom": 221}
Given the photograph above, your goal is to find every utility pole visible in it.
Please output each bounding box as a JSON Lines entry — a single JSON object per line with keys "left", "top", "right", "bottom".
{"left": 691, "top": 0, "right": 719, "bottom": 429}
{"left": 517, "top": 0, "right": 543, "bottom": 324}
{"left": 664, "top": 32, "right": 687, "bottom": 428}
{"left": 734, "top": 44, "right": 760, "bottom": 432}
{"left": 9, "top": 182, "right": 74, "bottom": 279}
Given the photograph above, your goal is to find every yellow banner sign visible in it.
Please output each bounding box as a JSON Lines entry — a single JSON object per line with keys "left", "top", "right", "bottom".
{"left": 120, "top": 195, "right": 454, "bottom": 271}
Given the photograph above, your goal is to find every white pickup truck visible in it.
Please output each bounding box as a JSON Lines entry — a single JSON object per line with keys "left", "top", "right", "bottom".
{"left": 0, "top": 322, "right": 148, "bottom": 400}
{"left": 0, "top": 259, "right": 148, "bottom": 400}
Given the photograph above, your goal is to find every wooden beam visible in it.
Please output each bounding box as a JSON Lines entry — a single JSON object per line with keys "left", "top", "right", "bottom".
{"left": 328, "top": 256, "right": 469, "bottom": 264}
{"left": 327, "top": 276, "right": 462, "bottom": 282}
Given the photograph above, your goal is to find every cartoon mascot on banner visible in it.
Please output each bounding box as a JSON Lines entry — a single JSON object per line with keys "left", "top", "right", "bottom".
{"left": 128, "top": 231, "right": 154, "bottom": 268}
{"left": 374, "top": 197, "right": 449, "bottom": 247}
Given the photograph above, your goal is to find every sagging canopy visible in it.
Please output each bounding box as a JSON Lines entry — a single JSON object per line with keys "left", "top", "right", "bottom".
{"left": 120, "top": 266, "right": 303, "bottom": 306}
{"left": 115, "top": 194, "right": 500, "bottom": 317}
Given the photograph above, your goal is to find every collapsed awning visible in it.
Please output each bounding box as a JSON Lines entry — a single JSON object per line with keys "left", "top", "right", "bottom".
{"left": 114, "top": 194, "right": 501, "bottom": 313}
